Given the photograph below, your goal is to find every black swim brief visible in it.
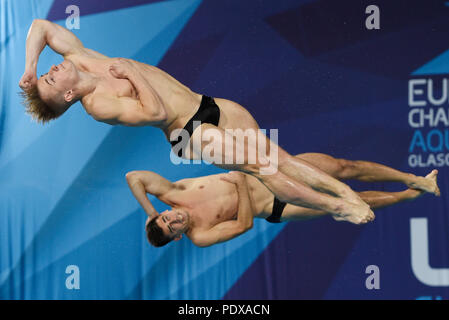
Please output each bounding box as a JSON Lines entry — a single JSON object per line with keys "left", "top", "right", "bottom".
{"left": 170, "top": 95, "right": 220, "bottom": 157}
{"left": 265, "top": 197, "right": 287, "bottom": 223}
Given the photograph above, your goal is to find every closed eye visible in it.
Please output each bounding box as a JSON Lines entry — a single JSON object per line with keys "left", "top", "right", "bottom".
{"left": 42, "top": 73, "right": 54, "bottom": 86}
{"left": 162, "top": 216, "right": 174, "bottom": 233}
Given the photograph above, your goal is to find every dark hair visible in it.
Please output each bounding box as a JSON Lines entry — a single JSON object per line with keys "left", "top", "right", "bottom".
{"left": 19, "top": 86, "right": 61, "bottom": 124}
{"left": 146, "top": 217, "right": 172, "bottom": 247}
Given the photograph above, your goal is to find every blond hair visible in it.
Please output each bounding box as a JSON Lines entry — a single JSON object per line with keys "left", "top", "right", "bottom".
{"left": 19, "top": 86, "right": 61, "bottom": 124}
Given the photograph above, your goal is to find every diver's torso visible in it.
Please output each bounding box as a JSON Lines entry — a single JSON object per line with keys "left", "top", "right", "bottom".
{"left": 72, "top": 52, "right": 202, "bottom": 134}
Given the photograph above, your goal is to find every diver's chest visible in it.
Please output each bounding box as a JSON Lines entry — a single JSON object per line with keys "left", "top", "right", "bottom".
{"left": 100, "top": 76, "right": 137, "bottom": 98}
{"left": 176, "top": 185, "right": 238, "bottom": 222}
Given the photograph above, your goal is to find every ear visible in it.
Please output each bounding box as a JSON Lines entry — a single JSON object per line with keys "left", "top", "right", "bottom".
{"left": 173, "top": 234, "right": 183, "bottom": 241}
{"left": 64, "top": 89, "right": 74, "bottom": 103}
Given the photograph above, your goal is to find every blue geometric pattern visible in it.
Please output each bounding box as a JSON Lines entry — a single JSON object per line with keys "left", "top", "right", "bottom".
{"left": 413, "top": 49, "right": 449, "bottom": 75}
{"left": 1, "top": 0, "right": 449, "bottom": 299}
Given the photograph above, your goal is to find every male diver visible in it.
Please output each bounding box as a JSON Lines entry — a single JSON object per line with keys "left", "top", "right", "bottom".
{"left": 125, "top": 153, "right": 439, "bottom": 247}
{"left": 19, "top": 20, "right": 439, "bottom": 225}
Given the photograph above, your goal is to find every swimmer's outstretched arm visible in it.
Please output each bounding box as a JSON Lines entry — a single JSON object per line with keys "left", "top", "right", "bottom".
{"left": 20, "top": 19, "right": 84, "bottom": 90}
{"left": 126, "top": 171, "right": 177, "bottom": 219}
{"left": 190, "top": 172, "right": 255, "bottom": 248}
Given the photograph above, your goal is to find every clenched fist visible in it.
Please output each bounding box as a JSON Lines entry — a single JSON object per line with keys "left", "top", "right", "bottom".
{"left": 109, "top": 58, "right": 136, "bottom": 79}
{"left": 19, "top": 71, "right": 37, "bottom": 91}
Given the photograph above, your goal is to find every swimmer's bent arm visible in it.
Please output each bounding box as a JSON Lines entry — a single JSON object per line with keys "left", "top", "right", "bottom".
{"left": 93, "top": 58, "right": 167, "bottom": 126}
{"left": 190, "top": 172, "right": 254, "bottom": 248}
{"left": 126, "top": 171, "right": 176, "bottom": 219}
{"left": 20, "top": 19, "right": 85, "bottom": 90}
{"left": 25, "top": 19, "right": 84, "bottom": 70}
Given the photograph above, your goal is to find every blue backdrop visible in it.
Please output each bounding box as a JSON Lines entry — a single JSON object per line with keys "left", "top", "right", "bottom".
{"left": 1, "top": 0, "right": 448, "bottom": 300}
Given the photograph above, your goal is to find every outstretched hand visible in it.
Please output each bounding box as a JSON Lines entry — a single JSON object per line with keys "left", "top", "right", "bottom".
{"left": 109, "top": 58, "right": 136, "bottom": 79}
{"left": 19, "top": 71, "right": 37, "bottom": 91}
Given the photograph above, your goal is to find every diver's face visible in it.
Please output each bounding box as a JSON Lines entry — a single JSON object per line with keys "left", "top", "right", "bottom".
{"left": 156, "top": 209, "right": 189, "bottom": 238}
{"left": 36, "top": 60, "right": 78, "bottom": 109}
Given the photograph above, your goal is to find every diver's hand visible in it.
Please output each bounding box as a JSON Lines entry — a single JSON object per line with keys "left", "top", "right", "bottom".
{"left": 19, "top": 71, "right": 37, "bottom": 91}
{"left": 109, "top": 58, "right": 136, "bottom": 79}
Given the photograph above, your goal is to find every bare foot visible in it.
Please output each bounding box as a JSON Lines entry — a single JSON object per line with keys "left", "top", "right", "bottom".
{"left": 332, "top": 201, "right": 375, "bottom": 225}
{"left": 408, "top": 170, "right": 440, "bottom": 196}
{"left": 340, "top": 185, "right": 369, "bottom": 206}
